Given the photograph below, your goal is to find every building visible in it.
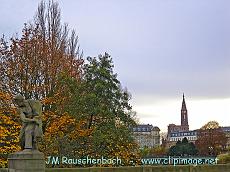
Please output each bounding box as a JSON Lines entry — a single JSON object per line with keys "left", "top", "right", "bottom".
{"left": 166, "top": 94, "right": 230, "bottom": 149}
{"left": 132, "top": 124, "right": 160, "bottom": 148}
{"left": 221, "top": 126, "right": 230, "bottom": 148}
{"left": 168, "top": 130, "right": 197, "bottom": 142}
{"left": 167, "top": 94, "right": 189, "bottom": 135}
{"left": 167, "top": 94, "right": 198, "bottom": 147}
{"left": 167, "top": 130, "right": 198, "bottom": 147}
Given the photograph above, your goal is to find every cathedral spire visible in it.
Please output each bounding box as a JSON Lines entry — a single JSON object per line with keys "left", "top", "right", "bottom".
{"left": 181, "top": 93, "right": 187, "bottom": 111}
{"left": 181, "top": 93, "right": 188, "bottom": 127}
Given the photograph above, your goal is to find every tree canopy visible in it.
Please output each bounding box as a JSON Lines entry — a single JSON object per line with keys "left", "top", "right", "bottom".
{"left": 168, "top": 137, "right": 198, "bottom": 156}
{"left": 195, "top": 121, "right": 227, "bottom": 156}
{"left": 0, "top": 1, "right": 139, "bottom": 167}
{"left": 49, "top": 53, "right": 139, "bottom": 165}
{"left": 0, "top": 0, "right": 83, "bottom": 100}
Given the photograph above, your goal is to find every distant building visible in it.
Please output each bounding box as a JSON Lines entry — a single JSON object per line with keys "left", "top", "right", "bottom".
{"left": 169, "top": 130, "right": 197, "bottom": 142}
{"left": 132, "top": 124, "right": 160, "bottom": 148}
{"left": 166, "top": 94, "right": 230, "bottom": 149}
{"left": 167, "top": 94, "right": 189, "bottom": 135}
{"left": 221, "top": 126, "right": 230, "bottom": 148}
{"left": 167, "top": 94, "right": 197, "bottom": 147}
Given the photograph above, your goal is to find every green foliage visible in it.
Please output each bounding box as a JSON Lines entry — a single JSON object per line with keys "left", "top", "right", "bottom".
{"left": 140, "top": 146, "right": 151, "bottom": 157}
{"left": 149, "top": 146, "right": 168, "bottom": 156}
{"left": 140, "top": 146, "right": 168, "bottom": 157}
{"left": 217, "top": 153, "right": 230, "bottom": 164}
{"left": 83, "top": 53, "right": 135, "bottom": 126}
{"left": 168, "top": 137, "right": 198, "bottom": 156}
{"left": 56, "top": 53, "right": 139, "bottom": 165}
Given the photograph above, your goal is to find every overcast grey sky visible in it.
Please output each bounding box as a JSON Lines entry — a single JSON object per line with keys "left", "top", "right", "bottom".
{"left": 1, "top": 0, "right": 230, "bottom": 131}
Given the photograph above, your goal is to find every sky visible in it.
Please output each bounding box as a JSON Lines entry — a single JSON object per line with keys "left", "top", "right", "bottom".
{"left": 0, "top": 0, "right": 230, "bottom": 132}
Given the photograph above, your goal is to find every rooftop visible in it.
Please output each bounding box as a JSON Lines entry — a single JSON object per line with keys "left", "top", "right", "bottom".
{"left": 133, "top": 124, "right": 160, "bottom": 132}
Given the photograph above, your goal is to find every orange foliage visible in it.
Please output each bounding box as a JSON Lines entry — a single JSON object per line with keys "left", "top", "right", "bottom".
{"left": 195, "top": 121, "right": 227, "bottom": 156}
{"left": 0, "top": 5, "right": 83, "bottom": 100}
{"left": 0, "top": 91, "right": 21, "bottom": 168}
{"left": 39, "top": 91, "right": 94, "bottom": 164}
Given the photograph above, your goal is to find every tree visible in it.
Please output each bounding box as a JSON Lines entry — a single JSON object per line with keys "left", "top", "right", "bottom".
{"left": 40, "top": 112, "right": 93, "bottom": 168}
{"left": 168, "top": 138, "right": 198, "bottom": 156}
{"left": 0, "top": 1, "right": 140, "bottom": 167}
{"left": 57, "top": 53, "right": 139, "bottom": 165}
{"left": 0, "top": 1, "right": 83, "bottom": 167}
{"left": 149, "top": 146, "right": 168, "bottom": 156}
{"left": 0, "top": 0, "right": 83, "bottom": 100}
{"left": 0, "top": 92, "right": 20, "bottom": 168}
{"left": 140, "top": 146, "right": 151, "bottom": 157}
{"left": 195, "top": 121, "right": 227, "bottom": 156}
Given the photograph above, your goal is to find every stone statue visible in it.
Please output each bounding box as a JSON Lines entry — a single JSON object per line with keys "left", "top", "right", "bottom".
{"left": 8, "top": 95, "right": 45, "bottom": 172}
{"left": 13, "top": 94, "right": 43, "bottom": 150}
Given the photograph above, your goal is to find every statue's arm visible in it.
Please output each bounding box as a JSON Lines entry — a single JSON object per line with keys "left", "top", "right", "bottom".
{"left": 19, "top": 110, "right": 36, "bottom": 123}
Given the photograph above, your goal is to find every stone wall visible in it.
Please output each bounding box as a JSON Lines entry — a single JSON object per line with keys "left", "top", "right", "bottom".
{"left": 1, "top": 164, "right": 230, "bottom": 172}
{"left": 45, "top": 164, "right": 230, "bottom": 172}
{"left": 0, "top": 169, "right": 7, "bottom": 172}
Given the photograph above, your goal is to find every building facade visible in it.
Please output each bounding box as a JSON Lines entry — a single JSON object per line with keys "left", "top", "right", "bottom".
{"left": 167, "top": 130, "right": 198, "bottom": 147}
{"left": 132, "top": 124, "right": 160, "bottom": 148}
{"left": 221, "top": 126, "right": 230, "bottom": 148}
{"left": 168, "top": 130, "right": 197, "bottom": 142}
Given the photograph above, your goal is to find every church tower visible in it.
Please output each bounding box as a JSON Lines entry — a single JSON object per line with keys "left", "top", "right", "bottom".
{"left": 181, "top": 93, "right": 189, "bottom": 130}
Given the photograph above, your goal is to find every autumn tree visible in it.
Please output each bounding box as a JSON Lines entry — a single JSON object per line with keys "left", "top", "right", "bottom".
{"left": 0, "top": 1, "right": 140, "bottom": 167}
{"left": 195, "top": 121, "right": 227, "bottom": 156}
{"left": 0, "top": 0, "right": 83, "bottom": 100}
{"left": 0, "top": 92, "right": 20, "bottom": 167}
{"left": 0, "top": 0, "right": 83, "bottom": 167}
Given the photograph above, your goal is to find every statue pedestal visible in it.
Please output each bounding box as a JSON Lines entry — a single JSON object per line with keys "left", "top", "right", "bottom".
{"left": 8, "top": 150, "right": 45, "bottom": 172}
